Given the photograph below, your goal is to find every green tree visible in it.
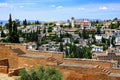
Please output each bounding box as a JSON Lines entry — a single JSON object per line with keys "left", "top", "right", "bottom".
{"left": 109, "top": 23, "right": 119, "bottom": 29}
{"left": 79, "top": 32, "right": 82, "bottom": 37}
{"left": 102, "top": 37, "right": 106, "bottom": 43}
{"left": 1, "top": 30, "right": 6, "bottom": 37}
{"left": 29, "top": 68, "right": 39, "bottom": 80}
{"left": 0, "top": 22, "right": 2, "bottom": 28}
{"left": 36, "top": 66, "right": 45, "bottom": 80}
{"left": 111, "top": 36, "right": 116, "bottom": 47}
{"left": 67, "top": 44, "right": 92, "bottom": 59}
{"left": 82, "top": 27, "right": 89, "bottom": 39}
{"left": 48, "top": 27, "right": 53, "bottom": 32}
{"left": 11, "top": 21, "right": 19, "bottom": 43}
{"left": 65, "top": 47, "right": 69, "bottom": 56}
{"left": 35, "top": 20, "right": 41, "bottom": 25}
{"left": 18, "top": 66, "right": 63, "bottom": 80}
{"left": 8, "top": 14, "right": 12, "bottom": 42}
{"left": 96, "top": 26, "right": 101, "bottom": 34}
{"left": 73, "top": 39, "right": 79, "bottom": 44}
{"left": 23, "top": 19, "right": 27, "bottom": 27}
{"left": 7, "top": 14, "right": 19, "bottom": 43}
{"left": 43, "top": 27, "right": 46, "bottom": 33}
{"left": 44, "top": 67, "right": 63, "bottom": 80}
{"left": 60, "top": 42, "right": 63, "bottom": 52}
{"left": 19, "top": 68, "right": 30, "bottom": 80}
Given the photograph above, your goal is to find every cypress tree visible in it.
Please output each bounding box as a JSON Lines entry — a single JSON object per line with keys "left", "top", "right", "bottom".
{"left": 8, "top": 14, "right": 19, "bottom": 43}
{"left": 8, "top": 14, "right": 12, "bottom": 35}
{"left": 12, "top": 21, "right": 19, "bottom": 43}
{"left": 23, "top": 19, "right": 27, "bottom": 27}
{"left": 8, "top": 14, "right": 12, "bottom": 42}
{"left": 1, "top": 30, "right": 5, "bottom": 37}
{"left": 60, "top": 42, "right": 63, "bottom": 52}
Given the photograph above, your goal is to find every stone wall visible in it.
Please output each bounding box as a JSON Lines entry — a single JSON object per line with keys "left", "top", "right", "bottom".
{"left": 18, "top": 57, "right": 47, "bottom": 70}
{"left": 0, "top": 44, "right": 120, "bottom": 80}
{"left": 0, "top": 59, "right": 9, "bottom": 66}
{"left": 5, "top": 44, "right": 27, "bottom": 52}
{"left": 64, "top": 58, "right": 112, "bottom": 69}
{"left": 8, "top": 67, "right": 24, "bottom": 77}
{"left": 0, "top": 66, "right": 8, "bottom": 73}
{"left": 51, "top": 65, "right": 120, "bottom": 80}
{"left": 0, "top": 59, "right": 9, "bottom": 73}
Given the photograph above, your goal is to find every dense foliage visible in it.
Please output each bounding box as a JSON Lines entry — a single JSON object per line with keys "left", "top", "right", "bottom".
{"left": 17, "top": 66, "right": 63, "bottom": 80}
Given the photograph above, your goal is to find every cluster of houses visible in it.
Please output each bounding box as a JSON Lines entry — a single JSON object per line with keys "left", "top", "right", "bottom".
{"left": 1, "top": 17, "right": 120, "bottom": 66}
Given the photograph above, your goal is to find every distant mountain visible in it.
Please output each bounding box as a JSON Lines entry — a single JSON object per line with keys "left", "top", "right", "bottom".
{"left": 0, "top": 19, "right": 104, "bottom": 26}
{"left": 0, "top": 20, "right": 45, "bottom": 26}
{"left": 76, "top": 18, "right": 103, "bottom": 22}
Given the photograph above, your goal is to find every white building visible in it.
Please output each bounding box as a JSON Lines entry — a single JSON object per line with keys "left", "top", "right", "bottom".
{"left": 95, "top": 35, "right": 102, "bottom": 43}
{"left": 62, "top": 38, "right": 71, "bottom": 45}
{"left": 92, "top": 45, "right": 103, "bottom": 53}
{"left": 115, "top": 37, "right": 120, "bottom": 46}
{"left": 27, "top": 42, "right": 37, "bottom": 50}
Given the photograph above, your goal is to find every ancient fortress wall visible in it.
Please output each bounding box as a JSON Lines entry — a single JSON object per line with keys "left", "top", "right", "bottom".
{"left": 0, "top": 59, "right": 9, "bottom": 73}
{"left": 18, "top": 57, "right": 47, "bottom": 69}
{"left": 64, "top": 58, "right": 112, "bottom": 69}
{"left": 0, "top": 44, "right": 117, "bottom": 70}
{"left": 0, "top": 44, "right": 120, "bottom": 79}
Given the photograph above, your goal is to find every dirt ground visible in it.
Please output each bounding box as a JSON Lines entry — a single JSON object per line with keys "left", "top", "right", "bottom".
{"left": 60, "top": 67, "right": 120, "bottom": 80}
{"left": 0, "top": 73, "right": 15, "bottom": 80}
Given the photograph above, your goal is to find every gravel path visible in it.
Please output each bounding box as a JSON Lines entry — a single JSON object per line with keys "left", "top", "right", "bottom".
{"left": 109, "top": 73, "right": 120, "bottom": 77}
{"left": 19, "top": 54, "right": 47, "bottom": 59}
{"left": 59, "top": 63, "right": 96, "bottom": 68}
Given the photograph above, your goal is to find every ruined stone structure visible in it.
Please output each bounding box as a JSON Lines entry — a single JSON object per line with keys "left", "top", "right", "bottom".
{"left": 0, "top": 43, "right": 120, "bottom": 80}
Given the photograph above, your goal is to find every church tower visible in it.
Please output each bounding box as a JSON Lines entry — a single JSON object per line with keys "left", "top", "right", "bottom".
{"left": 71, "top": 17, "right": 75, "bottom": 28}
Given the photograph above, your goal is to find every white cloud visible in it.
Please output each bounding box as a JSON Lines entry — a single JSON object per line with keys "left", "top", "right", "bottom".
{"left": 50, "top": 5, "right": 64, "bottom": 9}
{"left": 51, "top": 5, "right": 55, "bottom": 8}
{"left": 0, "top": 3, "right": 14, "bottom": 9}
{"left": 99, "top": 6, "right": 108, "bottom": 10}
{"left": 78, "top": 7, "right": 85, "bottom": 10}
{"left": 19, "top": 5, "right": 24, "bottom": 8}
{"left": 56, "top": 6, "right": 63, "bottom": 9}
{"left": 0, "top": 3, "right": 8, "bottom": 8}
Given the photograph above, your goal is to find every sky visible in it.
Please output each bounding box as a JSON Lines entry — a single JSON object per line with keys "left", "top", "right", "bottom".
{"left": 0, "top": 0, "right": 120, "bottom": 21}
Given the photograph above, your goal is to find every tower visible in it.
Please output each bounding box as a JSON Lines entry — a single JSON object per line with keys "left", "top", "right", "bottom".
{"left": 71, "top": 17, "right": 74, "bottom": 28}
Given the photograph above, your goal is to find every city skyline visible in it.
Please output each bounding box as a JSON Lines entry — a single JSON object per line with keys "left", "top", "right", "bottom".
{"left": 0, "top": 0, "right": 120, "bottom": 21}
